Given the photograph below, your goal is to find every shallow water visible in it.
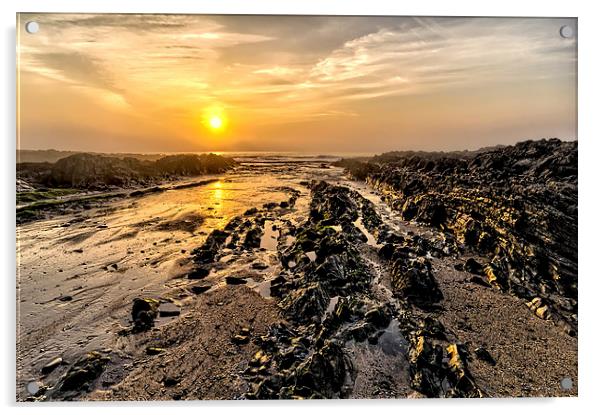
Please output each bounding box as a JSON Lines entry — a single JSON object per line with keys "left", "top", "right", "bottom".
{"left": 260, "top": 220, "right": 279, "bottom": 251}
{"left": 16, "top": 161, "right": 343, "bottom": 392}
{"left": 353, "top": 216, "right": 381, "bottom": 248}
{"left": 378, "top": 318, "right": 406, "bottom": 356}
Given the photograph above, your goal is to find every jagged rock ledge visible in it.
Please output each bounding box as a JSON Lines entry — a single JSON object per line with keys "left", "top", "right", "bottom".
{"left": 336, "top": 139, "right": 577, "bottom": 335}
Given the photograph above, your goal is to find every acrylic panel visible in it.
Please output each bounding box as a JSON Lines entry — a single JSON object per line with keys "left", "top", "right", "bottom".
{"left": 16, "top": 13, "right": 577, "bottom": 401}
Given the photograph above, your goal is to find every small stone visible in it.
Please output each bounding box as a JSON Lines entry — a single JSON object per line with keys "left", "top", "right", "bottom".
{"left": 58, "top": 295, "right": 73, "bottom": 302}
{"left": 158, "top": 303, "right": 181, "bottom": 317}
{"left": 535, "top": 305, "right": 550, "bottom": 320}
{"left": 41, "top": 357, "right": 63, "bottom": 374}
{"left": 226, "top": 276, "right": 247, "bottom": 285}
{"left": 190, "top": 285, "right": 211, "bottom": 295}
{"left": 131, "top": 298, "right": 160, "bottom": 331}
{"left": 464, "top": 258, "right": 484, "bottom": 275}
{"left": 163, "top": 377, "right": 179, "bottom": 387}
{"left": 468, "top": 275, "right": 489, "bottom": 287}
{"left": 474, "top": 347, "right": 496, "bottom": 366}
{"left": 187, "top": 267, "right": 210, "bottom": 279}
{"left": 232, "top": 335, "right": 250, "bottom": 345}
{"left": 145, "top": 347, "right": 165, "bottom": 355}
{"left": 251, "top": 262, "right": 269, "bottom": 270}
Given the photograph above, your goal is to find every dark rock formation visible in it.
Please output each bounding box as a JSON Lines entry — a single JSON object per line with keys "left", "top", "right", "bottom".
{"left": 56, "top": 351, "right": 110, "bottom": 393}
{"left": 18, "top": 153, "right": 236, "bottom": 190}
{"left": 131, "top": 298, "right": 159, "bottom": 332}
{"left": 341, "top": 139, "right": 577, "bottom": 334}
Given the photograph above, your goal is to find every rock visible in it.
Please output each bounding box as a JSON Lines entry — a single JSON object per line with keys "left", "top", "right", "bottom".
{"left": 158, "top": 303, "right": 181, "bottom": 317}
{"left": 292, "top": 341, "right": 356, "bottom": 399}
{"left": 226, "top": 276, "right": 247, "bottom": 285}
{"left": 389, "top": 255, "right": 443, "bottom": 308}
{"left": 191, "top": 229, "right": 230, "bottom": 264}
{"left": 279, "top": 283, "right": 329, "bottom": 323}
{"left": 163, "top": 377, "right": 179, "bottom": 387}
{"left": 344, "top": 321, "right": 376, "bottom": 342}
{"left": 59, "top": 351, "right": 110, "bottom": 392}
{"left": 244, "top": 207, "right": 258, "bottom": 216}
{"left": 243, "top": 227, "right": 262, "bottom": 249}
{"left": 58, "top": 295, "right": 73, "bottom": 302}
{"left": 231, "top": 327, "right": 252, "bottom": 345}
{"left": 446, "top": 344, "right": 483, "bottom": 397}
{"left": 474, "top": 347, "right": 496, "bottom": 366}
{"left": 340, "top": 139, "right": 577, "bottom": 333}
{"left": 526, "top": 297, "right": 551, "bottom": 319}
{"left": 145, "top": 347, "right": 165, "bottom": 355}
{"left": 190, "top": 284, "right": 211, "bottom": 294}
{"left": 41, "top": 357, "right": 63, "bottom": 374}
{"left": 535, "top": 305, "right": 550, "bottom": 320}
{"left": 368, "top": 331, "right": 383, "bottom": 345}
{"left": 263, "top": 202, "right": 279, "bottom": 210}
{"left": 249, "top": 350, "right": 271, "bottom": 367}
{"left": 131, "top": 298, "right": 159, "bottom": 332}
{"left": 365, "top": 306, "right": 391, "bottom": 328}
{"left": 187, "top": 266, "right": 210, "bottom": 279}
{"left": 251, "top": 262, "right": 269, "bottom": 270}
{"left": 464, "top": 258, "right": 484, "bottom": 275}
{"left": 42, "top": 153, "right": 236, "bottom": 189}
{"left": 468, "top": 275, "right": 490, "bottom": 287}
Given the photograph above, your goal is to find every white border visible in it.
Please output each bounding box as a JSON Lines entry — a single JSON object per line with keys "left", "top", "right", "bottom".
{"left": 2, "top": 1, "right": 600, "bottom": 414}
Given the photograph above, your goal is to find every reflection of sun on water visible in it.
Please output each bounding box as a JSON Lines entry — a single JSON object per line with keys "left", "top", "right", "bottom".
{"left": 211, "top": 181, "right": 223, "bottom": 206}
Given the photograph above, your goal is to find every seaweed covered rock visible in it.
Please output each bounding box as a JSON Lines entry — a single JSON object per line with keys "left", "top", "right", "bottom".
{"left": 131, "top": 298, "right": 159, "bottom": 332}
{"left": 191, "top": 229, "right": 230, "bottom": 265}
{"left": 57, "top": 351, "right": 111, "bottom": 393}
{"left": 342, "top": 139, "right": 577, "bottom": 333}
{"left": 279, "top": 283, "right": 329, "bottom": 324}
{"left": 405, "top": 319, "right": 483, "bottom": 398}
{"left": 389, "top": 254, "right": 442, "bottom": 308}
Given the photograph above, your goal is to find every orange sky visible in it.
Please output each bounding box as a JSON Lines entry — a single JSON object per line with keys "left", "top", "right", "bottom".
{"left": 17, "top": 14, "right": 577, "bottom": 153}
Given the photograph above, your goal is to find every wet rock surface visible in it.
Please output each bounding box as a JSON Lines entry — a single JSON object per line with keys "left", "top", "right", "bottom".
{"left": 241, "top": 181, "right": 488, "bottom": 399}
{"left": 340, "top": 139, "right": 577, "bottom": 336}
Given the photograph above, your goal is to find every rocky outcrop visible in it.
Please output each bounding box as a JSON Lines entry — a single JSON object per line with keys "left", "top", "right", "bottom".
{"left": 241, "top": 181, "right": 478, "bottom": 399}
{"left": 401, "top": 317, "right": 484, "bottom": 398}
{"left": 18, "top": 153, "right": 237, "bottom": 190}
{"left": 341, "top": 139, "right": 577, "bottom": 335}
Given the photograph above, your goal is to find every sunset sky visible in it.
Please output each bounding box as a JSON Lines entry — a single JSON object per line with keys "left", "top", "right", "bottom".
{"left": 17, "top": 14, "right": 577, "bottom": 153}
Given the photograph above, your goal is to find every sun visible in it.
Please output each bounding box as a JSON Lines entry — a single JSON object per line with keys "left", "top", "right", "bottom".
{"left": 209, "top": 115, "right": 223, "bottom": 130}
{"left": 203, "top": 107, "right": 228, "bottom": 133}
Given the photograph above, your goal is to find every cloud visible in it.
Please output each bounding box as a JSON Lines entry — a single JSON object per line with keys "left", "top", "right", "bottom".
{"left": 17, "top": 14, "right": 577, "bottom": 151}
{"left": 306, "top": 17, "right": 576, "bottom": 100}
